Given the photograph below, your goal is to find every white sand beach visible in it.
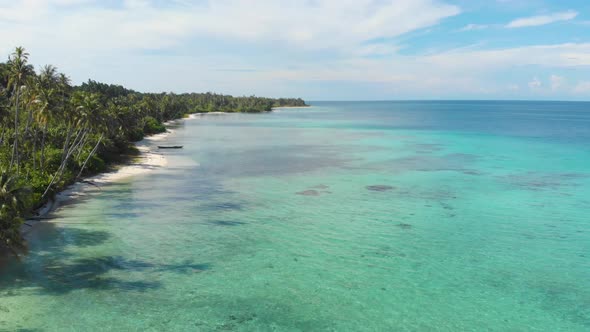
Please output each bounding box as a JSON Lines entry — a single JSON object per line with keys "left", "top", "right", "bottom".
{"left": 23, "top": 128, "right": 173, "bottom": 232}
{"left": 24, "top": 112, "right": 218, "bottom": 229}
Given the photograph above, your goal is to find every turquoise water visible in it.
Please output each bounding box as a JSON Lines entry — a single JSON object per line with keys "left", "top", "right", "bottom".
{"left": 1, "top": 101, "right": 589, "bottom": 331}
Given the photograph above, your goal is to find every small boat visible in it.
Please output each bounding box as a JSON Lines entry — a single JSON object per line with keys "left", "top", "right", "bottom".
{"left": 158, "top": 145, "right": 183, "bottom": 149}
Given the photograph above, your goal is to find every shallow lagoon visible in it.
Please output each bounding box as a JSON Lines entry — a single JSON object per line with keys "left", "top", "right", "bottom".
{"left": 1, "top": 101, "right": 589, "bottom": 331}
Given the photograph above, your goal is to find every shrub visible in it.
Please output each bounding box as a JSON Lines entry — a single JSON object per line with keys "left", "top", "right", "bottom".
{"left": 143, "top": 116, "right": 166, "bottom": 135}
{"left": 127, "top": 128, "right": 144, "bottom": 142}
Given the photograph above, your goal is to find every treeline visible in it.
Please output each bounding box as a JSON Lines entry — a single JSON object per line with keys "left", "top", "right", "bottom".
{"left": 78, "top": 80, "right": 308, "bottom": 115}
{"left": 0, "top": 47, "right": 307, "bottom": 253}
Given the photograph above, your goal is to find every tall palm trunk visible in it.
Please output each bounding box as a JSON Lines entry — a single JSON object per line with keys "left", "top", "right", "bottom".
{"left": 61, "top": 122, "right": 73, "bottom": 163}
{"left": 22, "top": 104, "right": 36, "bottom": 177}
{"left": 9, "top": 86, "right": 20, "bottom": 172}
{"left": 42, "top": 127, "right": 87, "bottom": 198}
{"left": 24, "top": 103, "right": 34, "bottom": 137}
{"left": 31, "top": 129, "right": 38, "bottom": 174}
{"left": 40, "top": 122, "right": 47, "bottom": 169}
{"left": 75, "top": 130, "right": 90, "bottom": 160}
{"left": 77, "top": 134, "right": 103, "bottom": 179}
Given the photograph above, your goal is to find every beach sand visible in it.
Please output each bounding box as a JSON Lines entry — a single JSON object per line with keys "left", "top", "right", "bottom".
{"left": 22, "top": 126, "right": 174, "bottom": 233}
{"left": 21, "top": 110, "right": 268, "bottom": 232}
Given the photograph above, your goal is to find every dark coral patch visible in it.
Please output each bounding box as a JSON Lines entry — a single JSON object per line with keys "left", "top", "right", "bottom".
{"left": 366, "top": 185, "right": 395, "bottom": 192}
{"left": 462, "top": 170, "right": 483, "bottom": 176}
{"left": 210, "top": 220, "right": 246, "bottom": 226}
{"left": 296, "top": 190, "right": 321, "bottom": 196}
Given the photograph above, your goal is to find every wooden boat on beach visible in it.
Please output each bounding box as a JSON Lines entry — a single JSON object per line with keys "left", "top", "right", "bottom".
{"left": 158, "top": 145, "right": 183, "bottom": 149}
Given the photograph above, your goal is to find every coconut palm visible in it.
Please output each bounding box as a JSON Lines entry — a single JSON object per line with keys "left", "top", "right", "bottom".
{"left": 72, "top": 92, "right": 109, "bottom": 179}
{"left": 0, "top": 89, "right": 9, "bottom": 146}
{"left": 57, "top": 74, "right": 75, "bottom": 164}
{"left": 6, "top": 47, "right": 31, "bottom": 174}
{"left": 34, "top": 65, "right": 59, "bottom": 169}
{"left": 42, "top": 91, "right": 105, "bottom": 197}
{"left": 19, "top": 79, "right": 42, "bottom": 176}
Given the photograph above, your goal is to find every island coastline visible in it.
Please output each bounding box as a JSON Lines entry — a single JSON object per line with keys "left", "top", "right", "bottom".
{"left": 20, "top": 124, "right": 174, "bottom": 235}
{"left": 18, "top": 108, "right": 305, "bottom": 235}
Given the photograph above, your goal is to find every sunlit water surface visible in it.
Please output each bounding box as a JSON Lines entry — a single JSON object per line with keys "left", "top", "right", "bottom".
{"left": 1, "top": 101, "right": 589, "bottom": 331}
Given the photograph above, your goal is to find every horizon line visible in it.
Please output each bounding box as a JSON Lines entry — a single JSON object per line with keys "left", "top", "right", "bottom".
{"left": 307, "top": 99, "right": 590, "bottom": 103}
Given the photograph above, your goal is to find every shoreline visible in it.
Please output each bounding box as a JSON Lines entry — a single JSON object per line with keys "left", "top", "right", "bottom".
{"left": 21, "top": 119, "right": 180, "bottom": 235}
{"left": 15, "top": 108, "right": 305, "bottom": 243}
{"left": 272, "top": 105, "right": 311, "bottom": 108}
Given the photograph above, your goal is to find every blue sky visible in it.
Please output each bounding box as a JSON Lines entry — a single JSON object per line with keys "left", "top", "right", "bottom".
{"left": 1, "top": 0, "right": 589, "bottom": 100}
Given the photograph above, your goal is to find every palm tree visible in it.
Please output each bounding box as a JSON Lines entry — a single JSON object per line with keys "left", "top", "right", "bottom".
{"left": 0, "top": 172, "right": 30, "bottom": 251}
{"left": 0, "top": 91, "right": 9, "bottom": 147}
{"left": 74, "top": 92, "right": 109, "bottom": 179}
{"left": 57, "top": 73, "right": 74, "bottom": 165}
{"left": 20, "top": 78, "right": 41, "bottom": 176}
{"left": 7, "top": 47, "right": 31, "bottom": 174}
{"left": 34, "top": 65, "right": 59, "bottom": 169}
{"left": 0, "top": 63, "right": 10, "bottom": 145}
{"left": 42, "top": 91, "right": 105, "bottom": 197}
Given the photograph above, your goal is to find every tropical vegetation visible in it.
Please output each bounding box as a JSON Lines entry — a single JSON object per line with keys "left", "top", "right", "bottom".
{"left": 0, "top": 47, "right": 307, "bottom": 253}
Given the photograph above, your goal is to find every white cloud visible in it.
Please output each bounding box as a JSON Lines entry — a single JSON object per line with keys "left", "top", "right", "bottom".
{"left": 507, "top": 84, "right": 520, "bottom": 91}
{"left": 243, "top": 43, "right": 590, "bottom": 95}
{"left": 49, "top": 41, "right": 590, "bottom": 98}
{"left": 173, "top": 0, "right": 460, "bottom": 52}
{"left": 550, "top": 75, "right": 564, "bottom": 90}
{"left": 506, "top": 10, "right": 578, "bottom": 28}
{"left": 1, "top": 1, "right": 589, "bottom": 99}
{"left": 0, "top": 0, "right": 460, "bottom": 56}
{"left": 355, "top": 44, "right": 401, "bottom": 57}
{"left": 458, "top": 23, "right": 489, "bottom": 31}
{"left": 573, "top": 82, "right": 590, "bottom": 94}
{"left": 528, "top": 77, "right": 542, "bottom": 89}
{"left": 420, "top": 43, "right": 590, "bottom": 71}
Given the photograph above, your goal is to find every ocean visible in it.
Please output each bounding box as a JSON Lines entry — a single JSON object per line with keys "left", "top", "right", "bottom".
{"left": 1, "top": 101, "right": 589, "bottom": 331}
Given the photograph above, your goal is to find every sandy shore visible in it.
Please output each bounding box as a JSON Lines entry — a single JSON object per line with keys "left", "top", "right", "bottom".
{"left": 193, "top": 112, "right": 228, "bottom": 115}
{"left": 22, "top": 125, "right": 176, "bottom": 233}
{"left": 272, "top": 106, "right": 312, "bottom": 109}
{"left": 21, "top": 109, "right": 290, "bottom": 232}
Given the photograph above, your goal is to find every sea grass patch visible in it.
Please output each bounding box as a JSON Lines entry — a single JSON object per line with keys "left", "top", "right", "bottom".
{"left": 366, "top": 185, "right": 395, "bottom": 192}
{"left": 296, "top": 190, "right": 321, "bottom": 196}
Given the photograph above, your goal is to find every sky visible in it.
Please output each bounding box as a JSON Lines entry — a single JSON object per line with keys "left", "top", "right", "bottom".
{"left": 0, "top": 0, "right": 589, "bottom": 101}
